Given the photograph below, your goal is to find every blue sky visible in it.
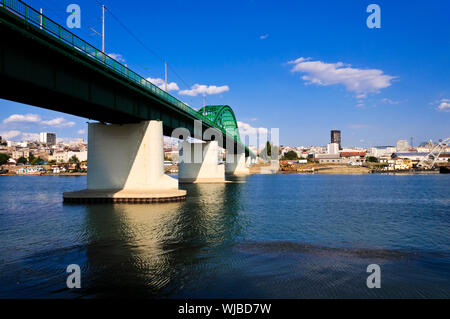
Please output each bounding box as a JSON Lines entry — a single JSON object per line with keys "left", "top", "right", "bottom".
{"left": 1, "top": 0, "right": 449, "bottom": 147}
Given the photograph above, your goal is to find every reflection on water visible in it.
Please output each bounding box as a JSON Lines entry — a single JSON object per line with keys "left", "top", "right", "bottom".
{"left": 82, "top": 203, "right": 183, "bottom": 297}
{"left": 80, "top": 182, "right": 247, "bottom": 297}
{"left": 0, "top": 175, "right": 449, "bottom": 298}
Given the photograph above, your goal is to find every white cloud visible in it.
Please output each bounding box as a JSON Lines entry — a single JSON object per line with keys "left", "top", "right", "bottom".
{"left": 0, "top": 130, "right": 39, "bottom": 141}
{"left": 3, "top": 113, "right": 41, "bottom": 124}
{"left": 381, "top": 98, "right": 400, "bottom": 105}
{"left": 108, "top": 53, "right": 126, "bottom": 63}
{"left": 41, "top": 117, "right": 75, "bottom": 128}
{"left": 260, "top": 34, "right": 269, "bottom": 40}
{"left": 179, "top": 84, "right": 229, "bottom": 97}
{"left": 21, "top": 132, "right": 40, "bottom": 141}
{"left": 237, "top": 121, "right": 270, "bottom": 148}
{"left": 437, "top": 99, "right": 450, "bottom": 112}
{"left": 287, "top": 57, "right": 396, "bottom": 98}
{"left": 77, "top": 129, "right": 86, "bottom": 135}
{"left": 237, "top": 121, "right": 268, "bottom": 136}
{"left": 0, "top": 130, "right": 21, "bottom": 139}
{"left": 3, "top": 113, "right": 76, "bottom": 129}
{"left": 147, "top": 77, "right": 180, "bottom": 92}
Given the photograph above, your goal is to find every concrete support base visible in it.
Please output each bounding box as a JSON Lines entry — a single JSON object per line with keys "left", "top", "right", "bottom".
{"left": 178, "top": 140, "right": 225, "bottom": 183}
{"left": 63, "top": 120, "right": 186, "bottom": 203}
{"left": 225, "top": 153, "right": 250, "bottom": 176}
{"left": 63, "top": 189, "right": 185, "bottom": 203}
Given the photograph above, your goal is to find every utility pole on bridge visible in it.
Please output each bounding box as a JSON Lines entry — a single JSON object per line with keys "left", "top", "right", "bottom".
{"left": 40, "top": 8, "right": 43, "bottom": 29}
{"left": 102, "top": 5, "right": 105, "bottom": 53}
{"left": 88, "top": 5, "right": 106, "bottom": 54}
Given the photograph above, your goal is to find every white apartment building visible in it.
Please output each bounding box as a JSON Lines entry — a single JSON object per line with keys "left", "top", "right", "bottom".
{"left": 369, "top": 146, "right": 396, "bottom": 158}
{"left": 7, "top": 141, "right": 28, "bottom": 147}
{"left": 327, "top": 143, "right": 339, "bottom": 155}
{"left": 39, "top": 132, "right": 57, "bottom": 145}
{"left": 50, "top": 150, "right": 87, "bottom": 163}
{"left": 12, "top": 148, "right": 30, "bottom": 159}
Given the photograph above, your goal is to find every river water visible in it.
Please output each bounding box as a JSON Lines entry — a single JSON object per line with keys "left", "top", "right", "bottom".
{"left": 0, "top": 174, "right": 449, "bottom": 298}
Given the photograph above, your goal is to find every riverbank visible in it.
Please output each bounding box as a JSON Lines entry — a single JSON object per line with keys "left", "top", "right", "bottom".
{"left": 316, "top": 166, "right": 370, "bottom": 174}
{"left": 0, "top": 164, "right": 86, "bottom": 176}
{"left": 1, "top": 164, "right": 445, "bottom": 176}
{"left": 0, "top": 171, "right": 86, "bottom": 176}
{"left": 252, "top": 163, "right": 371, "bottom": 174}
{"left": 252, "top": 163, "right": 448, "bottom": 175}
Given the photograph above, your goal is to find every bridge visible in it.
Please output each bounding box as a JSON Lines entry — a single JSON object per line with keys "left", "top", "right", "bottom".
{"left": 0, "top": 0, "right": 255, "bottom": 203}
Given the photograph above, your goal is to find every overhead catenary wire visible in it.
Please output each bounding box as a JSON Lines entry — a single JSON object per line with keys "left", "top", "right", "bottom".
{"left": 92, "top": 0, "right": 201, "bottom": 99}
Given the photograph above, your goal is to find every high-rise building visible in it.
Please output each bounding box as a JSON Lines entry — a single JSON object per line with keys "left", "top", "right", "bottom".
{"left": 331, "top": 130, "right": 341, "bottom": 150}
{"left": 396, "top": 139, "right": 409, "bottom": 152}
{"left": 39, "top": 132, "right": 56, "bottom": 145}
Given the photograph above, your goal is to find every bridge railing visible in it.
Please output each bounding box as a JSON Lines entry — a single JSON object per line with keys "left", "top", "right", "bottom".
{"left": 1, "top": 0, "right": 250, "bottom": 150}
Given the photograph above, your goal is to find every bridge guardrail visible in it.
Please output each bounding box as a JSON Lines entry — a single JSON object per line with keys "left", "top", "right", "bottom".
{"left": 1, "top": 0, "right": 249, "bottom": 150}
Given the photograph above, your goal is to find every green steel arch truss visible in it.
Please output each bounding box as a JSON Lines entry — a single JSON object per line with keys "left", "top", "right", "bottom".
{"left": 197, "top": 105, "right": 241, "bottom": 142}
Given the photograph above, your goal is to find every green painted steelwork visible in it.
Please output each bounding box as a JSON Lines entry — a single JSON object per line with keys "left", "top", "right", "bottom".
{"left": 197, "top": 105, "right": 241, "bottom": 142}
{"left": 0, "top": 0, "right": 254, "bottom": 156}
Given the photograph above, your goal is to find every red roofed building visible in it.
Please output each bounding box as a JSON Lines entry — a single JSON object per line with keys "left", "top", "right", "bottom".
{"left": 340, "top": 152, "right": 366, "bottom": 163}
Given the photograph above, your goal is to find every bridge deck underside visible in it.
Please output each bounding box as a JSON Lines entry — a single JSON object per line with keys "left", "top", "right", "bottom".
{"left": 0, "top": 9, "right": 247, "bottom": 154}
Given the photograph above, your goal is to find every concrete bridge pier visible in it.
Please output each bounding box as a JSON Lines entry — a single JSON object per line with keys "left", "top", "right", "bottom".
{"left": 63, "top": 120, "right": 186, "bottom": 203}
{"left": 225, "top": 152, "right": 250, "bottom": 176}
{"left": 178, "top": 140, "right": 225, "bottom": 183}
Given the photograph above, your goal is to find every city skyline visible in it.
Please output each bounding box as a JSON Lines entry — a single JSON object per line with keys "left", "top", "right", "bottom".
{"left": 0, "top": 127, "right": 440, "bottom": 149}
{"left": 0, "top": 0, "right": 448, "bottom": 146}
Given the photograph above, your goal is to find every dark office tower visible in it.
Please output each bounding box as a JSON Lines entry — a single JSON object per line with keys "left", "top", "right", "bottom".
{"left": 331, "top": 130, "right": 341, "bottom": 149}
